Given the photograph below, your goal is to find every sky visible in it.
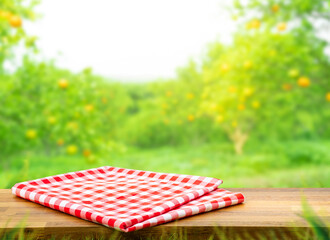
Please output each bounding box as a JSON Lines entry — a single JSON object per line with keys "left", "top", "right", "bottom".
{"left": 25, "top": 0, "right": 236, "bottom": 82}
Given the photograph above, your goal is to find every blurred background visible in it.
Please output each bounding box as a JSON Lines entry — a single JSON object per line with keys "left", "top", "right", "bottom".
{"left": 0, "top": 0, "right": 329, "bottom": 188}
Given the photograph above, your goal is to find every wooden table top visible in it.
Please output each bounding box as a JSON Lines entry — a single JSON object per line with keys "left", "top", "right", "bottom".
{"left": 1, "top": 188, "right": 329, "bottom": 239}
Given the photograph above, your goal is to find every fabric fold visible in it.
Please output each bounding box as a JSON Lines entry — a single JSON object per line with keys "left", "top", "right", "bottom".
{"left": 12, "top": 166, "right": 244, "bottom": 232}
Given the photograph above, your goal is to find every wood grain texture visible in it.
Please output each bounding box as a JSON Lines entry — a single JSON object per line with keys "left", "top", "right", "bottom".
{"left": 1, "top": 188, "right": 329, "bottom": 239}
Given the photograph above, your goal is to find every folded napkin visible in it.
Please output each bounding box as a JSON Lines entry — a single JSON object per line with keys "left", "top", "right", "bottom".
{"left": 12, "top": 166, "right": 244, "bottom": 232}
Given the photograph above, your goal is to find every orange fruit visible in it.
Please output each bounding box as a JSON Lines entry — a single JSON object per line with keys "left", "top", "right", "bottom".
{"left": 272, "top": 4, "right": 280, "bottom": 13}
{"left": 326, "top": 92, "right": 330, "bottom": 102}
{"left": 297, "top": 76, "right": 310, "bottom": 87}
{"left": 67, "top": 145, "right": 78, "bottom": 154}
{"left": 9, "top": 15, "right": 22, "bottom": 28}
{"left": 250, "top": 19, "right": 261, "bottom": 29}
{"left": 0, "top": 10, "right": 12, "bottom": 20}
{"left": 238, "top": 104, "right": 245, "bottom": 111}
{"left": 209, "top": 103, "right": 218, "bottom": 111}
{"left": 246, "top": 22, "right": 252, "bottom": 29}
{"left": 252, "top": 101, "right": 260, "bottom": 109}
{"left": 269, "top": 50, "right": 276, "bottom": 57}
{"left": 161, "top": 103, "right": 168, "bottom": 110}
{"left": 282, "top": 84, "right": 292, "bottom": 91}
{"left": 186, "top": 93, "right": 194, "bottom": 100}
{"left": 243, "top": 60, "right": 253, "bottom": 69}
{"left": 101, "top": 97, "right": 107, "bottom": 104}
{"left": 57, "top": 139, "right": 64, "bottom": 146}
{"left": 216, "top": 115, "right": 224, "bottom": 123}
{"left": 166, "top": 91, "right": 172, "bottom": 97}
{"left": 67, "top": 121, "right": 78, "bottom": 130}
{"left": 288, "top": 69, "right": 299, "bottom": 78}
{"left": 228, "top": 86, "right": 237, "bottom": 93}
{"left": 83, "top": 149, "right": 91, "bottom": 158}
{"left": 58, "top": 79, "right": 68, "bottom": 89}
{"left": 277, "top": 22, "right": 287, "bottom": 31}
{"left": 26, "top": 129, "right": 37, "bottom": 139}
{"left": 85, "top": 104, "right": 94, "bottom": 112}
{"left": 47, "top": 116, "right": 57, "bottom": 124}
{"left": 187, "top": 115, "right": 195, "bottom": 122}
{"left": 220, "top": 63, "right": 230, "bottom": 73}
{"left": 243, "top": 87, "right": 254, "bottom": 96}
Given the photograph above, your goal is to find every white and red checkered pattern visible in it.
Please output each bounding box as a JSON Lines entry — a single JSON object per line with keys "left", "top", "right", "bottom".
{"left": 12, "top": 166, "right": 244, "bottom": 232}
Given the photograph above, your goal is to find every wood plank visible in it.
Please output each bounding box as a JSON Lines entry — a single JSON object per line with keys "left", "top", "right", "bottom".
{"left": 0, "top": 188, "right": 329, "bottom": 239}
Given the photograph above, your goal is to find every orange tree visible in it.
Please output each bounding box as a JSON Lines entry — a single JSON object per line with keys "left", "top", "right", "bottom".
{"left": 0, "top": 0, "right": 38, "bottom": 74}
{"left": 178, "top": 0, "right": 330, "bottom": 154}
{"left": 0, "top": 1, "right": 132, "bottom": 163}
{"left": 124, "top": 0, "right": 330, "bottom": 153}
{"left": 1, "top": 0, "right": 329, "bottom": 158}
{"left": 0, "top": 58, "right": 131, "bottom": 163}
{"left": 118, "top": 61, "right": 216, "bottom": 148}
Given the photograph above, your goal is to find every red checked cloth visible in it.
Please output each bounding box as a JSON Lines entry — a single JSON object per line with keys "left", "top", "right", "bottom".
{"left": 12, "top": 166, "right": 244, "bottom": 232}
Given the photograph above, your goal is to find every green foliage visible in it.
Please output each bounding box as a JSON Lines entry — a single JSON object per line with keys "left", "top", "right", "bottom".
{"left": 0, "top": 58, "right": 131, "bottom": 161}
{"left": 2, "top": 141, "right": 329, "bottom": 189}
{"left": 300, "top": 198, "right": 330, "bottom": 240}
{"left": 111, "top": 0, "right": 330, "bottom": 152}
{"left": 0, "top": 0, "right": 39, "bottom": 73}
{"left": 0, "top": 0, "right": 330, "bottom": 188}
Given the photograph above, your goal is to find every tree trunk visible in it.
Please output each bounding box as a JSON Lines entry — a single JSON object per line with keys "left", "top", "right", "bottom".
{"left": 229, "top": 128, "right": 249, "bottom": 155}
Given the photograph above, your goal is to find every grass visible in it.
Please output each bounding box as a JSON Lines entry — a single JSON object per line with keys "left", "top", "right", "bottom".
{"left": 1, "top": 140, "right": 330, "bottom": 188}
